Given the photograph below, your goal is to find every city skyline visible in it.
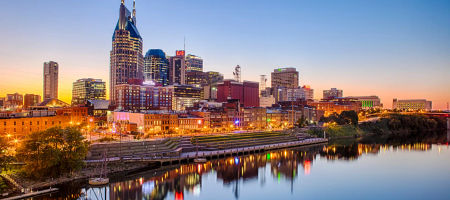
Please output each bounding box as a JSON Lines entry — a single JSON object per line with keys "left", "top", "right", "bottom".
{"left": 0, "top": 0, "right": 449, "bottom": 109}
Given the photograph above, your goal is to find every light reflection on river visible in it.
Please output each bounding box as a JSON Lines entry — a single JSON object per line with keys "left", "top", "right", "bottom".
{"left": 42, "top": 133, "right": 450, "bottom": 200}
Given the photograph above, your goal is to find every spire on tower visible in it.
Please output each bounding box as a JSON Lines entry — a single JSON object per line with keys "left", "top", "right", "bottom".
{"left": 132, "top": 0, "right": 136, "bottom": 24}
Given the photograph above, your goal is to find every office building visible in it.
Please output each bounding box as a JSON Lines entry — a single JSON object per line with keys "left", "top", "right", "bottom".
{"left": 166, "top": 85, "right": 202, "bottom": 110}
{"left": 302, "top": 85, "right": 314, "bottom": 100}
{"left": 24, "top": 94, "right": 41, "bottom": 109}
{"left": 346, "top": 96, "right": 382, "bottom": 109}
{"left": 115, "top": 82, "right": 173, "bottom": 112}
{"left": 323, "top": 88, "right": 343, "bottom": 100}
{"left": 168, "top": 50, "right": 186, "bottom": 85}
{"left": 43, "top": 61, "right": 58, "bottom": 100}
{"left": 217, "top": 80, "right": 259, "bottom": 107}
{"left": 144, "top": 49, "right": 169, "bottom": 86}
{"left": 72, "top": 78, "right": 106, "bottom": 105}
{"left": 186, "top": 54, "right": 203, "bottom": 72}
{"left": 393, "top": 99, "right": 432, "bottom": 111}
{"left": 110, "top": 0, "right": 144, "bottom": 106}
{"left": 271, "top": 67, "right": 299, "bottom": 88}
{"left": 186, "top": 71, "right": 206, "bottom": 86}
{"left": 5, "top": 93, "right": 23, "bottom": 109}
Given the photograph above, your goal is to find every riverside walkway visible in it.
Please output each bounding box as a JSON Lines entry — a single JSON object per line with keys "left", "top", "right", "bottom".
{"left": 85, "top": 137, "right": 328, "bottom": 165}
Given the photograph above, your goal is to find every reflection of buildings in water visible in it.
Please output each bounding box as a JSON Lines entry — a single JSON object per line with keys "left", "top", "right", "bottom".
{"left": 392, "top": 143, "right": 431, "bottom": 152}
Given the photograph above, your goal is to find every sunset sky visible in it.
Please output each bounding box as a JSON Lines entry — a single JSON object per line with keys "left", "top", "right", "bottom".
{"left": 0, "top": 0, "right": 449, "bottom": 109}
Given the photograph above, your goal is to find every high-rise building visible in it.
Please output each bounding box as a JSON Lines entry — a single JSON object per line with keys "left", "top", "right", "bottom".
{"left": 323, "top": 88, "right": 343, "bottom": 100}
{"left": 43, "top": 61, "right": 58, "bottom": 100}
{"left": 166, "top": 85, "right": 202, "bottom": 110}
{"left": 24, "top": 94, "right": 41, "bottom": 109}
{"left": 72, "top": 78, "right": 106, "bottom": 105}
{"left": 393, "top": 99, "right": 432, "bottom": 111}
{"left": 271, "top": 67, "right": 299, "bottom": 89}
{"left": 186, "top": 54, "right": 203, "bottom": 72}
{"left": 205, "top": 71, "right": 224, "bottom": 85}
{"left": 168, "top": 50, "right": 186, "bottom": 85}
{"left": 186, "top": 71, "right": 206, "bottom": 86}
{"left": 302, "top": 85, "right": 314, "bottom": 100}
{"left": 110, "top": 0, "right": 143, "bottom": 105}
{"left": 217, "top": 80, "right": 259, "bottom": 107}
{"left": 115, "top": 82, "right": 173, "bottom": 112}
{"left": 144, "top": 49, "right": 169, "bottom": 86}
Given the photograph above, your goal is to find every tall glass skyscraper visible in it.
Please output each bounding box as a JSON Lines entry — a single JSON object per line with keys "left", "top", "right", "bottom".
{"left": 144, "top": 49, "right": 169, "bottom": 86}
{"left": 110, "top": 0, "right": 143, "bottom": 105}
{"left": 186, "top": 54, "right": 203, "bottom": 72}
{"left": 43, "top": 61, "right": 58, "bottom": 100}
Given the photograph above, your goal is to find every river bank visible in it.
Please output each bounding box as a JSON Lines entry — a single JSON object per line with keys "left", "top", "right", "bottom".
{"left": 2, "top": 136, "right": 327, "bottom": 198}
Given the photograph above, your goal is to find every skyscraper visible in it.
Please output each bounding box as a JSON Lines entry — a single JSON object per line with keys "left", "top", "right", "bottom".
{"left": 72, "top": 78, "right": 106, "bottom": 105}
{"left": 271, "top": 67, "right": 299, "bottom": 88}
{"left": 169, "top": 50, "right": 186, "bottom": 85}
{"left": 110, "top": 0, "right": 143, "bottom": 105}
{"left": 43, "top": 61, "right": 58, "bottom": 100}
{"left": 144, "top": 49, "right": 169, "bottom": 86}
{"left": 186, "top": 54, "right": 203, "bottom": 72}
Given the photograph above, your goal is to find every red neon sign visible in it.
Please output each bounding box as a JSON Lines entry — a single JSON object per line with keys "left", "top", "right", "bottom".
{"left": 176, "top": 50, "right": 185, "bottom": 56}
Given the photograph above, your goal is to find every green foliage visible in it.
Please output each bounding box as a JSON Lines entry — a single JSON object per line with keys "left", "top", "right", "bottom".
{"left": 296, "top": 115, "right": 307, "bottom": 128}
{"left": 0, "top": 177, "right": 9, "bottom": 193}
{"left": 359, "top": 114, "right": 446, "bottom": 136}
{"left": 16, "top": 127, "right": 89, "bottom": 179}
{"left": 325, "top": 124, "right": 362, "bottom": 138}
{"left": 320, "top": 111, "right": 359, "bottom": 126}
{"left": 0, "top": 136, "right": 11, "bottom": 173}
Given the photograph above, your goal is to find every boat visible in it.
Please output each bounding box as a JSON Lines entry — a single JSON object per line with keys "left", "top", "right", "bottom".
{"left": 194, "top": 158, "right": 207, "bottom": 163}
{"left": 89, "top": 150, "right": 109, "bottom": 186}
{"left": 89, "top": 177, "right": 109, "bottom": 186}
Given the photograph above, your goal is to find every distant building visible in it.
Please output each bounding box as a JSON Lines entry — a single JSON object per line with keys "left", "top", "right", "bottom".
{"left": 346, "top": 96, "right": 382, "bottom": 109}
{"left": 393, "top": 99, "right": 432, "bottom": 111}
{"left": 323, "top": 88, "right": 343, "bottom": 100}
{"left": 274, "top": 87, "right": 305, "bottom": 103}
{"left": 167, "top": 85, "right": 202, "bottom": 111}
{"left": 0, "top": 97, "right": 5, "bottom": 109}
{"left": 115, "top": 83, "right": 173, "bottom": 112}
{"left": 168, "top": 50, "right": 186, "bottom": 85}
{"left": 302, "top": 85, "right": 314, "bottom": 100}
{"left": 205, "top": 71, "right": 224, "bottom": 84}
{"left": 6, "top": 93, "right": 23, "bottom": 109}
{"left": 185, "top": 54, "right": 203, "bottom": 72}
{"left": 185, "top": 71, "right": 206, "bottom": 87}
{"left": 260, "top": 95, "right": 275, "bottom": 107}
{"left": 271, "top": 67, "right": 299, "bottom": 88}
{"left": 217, "top": 80, "right": 259, "bottom": 107}
{"left": 144, "top": 49, "right": 169, "bottom": 86}
{"left": 43, "top": 61, "right": 58, "bottom": 100}
{"left": 24, "top": 94, "right": 41, "bottom": 109}
{"left": 309, "top": 99, "right": 361, "bottom": 116}
{"left": 110, "top": 1, "right": 144, "bottom": 106}
{"left": 72, "top": 78, "right": 106, "bottom": 105}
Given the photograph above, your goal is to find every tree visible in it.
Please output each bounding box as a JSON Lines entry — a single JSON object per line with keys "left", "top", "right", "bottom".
{"left": 296, "top": 115, "right": 307, "bottom": 128}
{"left": 16, "top": 127, "right": 89, "bottom": 179}
{"left": 339, "top": 111, "right": 359, "bottom": 126}
{"left": 0, "top": 136, "right": 11, "bottom": 173}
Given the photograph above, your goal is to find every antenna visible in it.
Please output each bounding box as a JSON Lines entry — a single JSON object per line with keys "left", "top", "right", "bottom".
{"left": 234, "top": 65, "right": 241, "bottom": 82}
{"left": 183, "top": 36, "right": 186, "bottom": 56}
{"left": 132, "top": 0, "right": 136, "bottom": 24}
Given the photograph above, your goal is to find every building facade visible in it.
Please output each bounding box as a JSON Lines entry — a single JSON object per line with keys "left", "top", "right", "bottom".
{"left": 24, "top": 94, "right": 41, "bottom": 109}
{"left": 323, "top": 88, "right": 343, "bottom": 100}
{"left": 43, "top": 61, "right": 58, "bottom": 100}
{"left": 72, "top": 78, "right": 106, "bottom": 105}
{"left": 115, "top": 83, "right": 173, "bottom": 112}
{"left": 144, "top": 49, "right": 169, "bottom": 86}
{"left": 168, "top": 50, "right": 186, "bottom": 85}
{"left": 110, "top": 1, "right": 144, "bottom": 106}
{"left": 5, "top": 93, "right": 23, "bottom": 109}
{"left": 185, "top": 54, "right": 203, "bottom": 72}
{"left": 217, "top": 80, "right": 259, "bottom": 107}
{"left": 271, "top": 67, "right": 299, "bottom": 88}
{"left": 392, "top": 99, "right": 432, "bottom": 111}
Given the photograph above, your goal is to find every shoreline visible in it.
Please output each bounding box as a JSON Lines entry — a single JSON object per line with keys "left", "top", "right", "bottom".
{"left": 4, "top": 137, "right": 328, "bottom": 195}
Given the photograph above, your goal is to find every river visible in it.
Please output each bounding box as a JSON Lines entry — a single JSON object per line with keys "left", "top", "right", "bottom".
{"left": 37, "top": 132, "right": 450, "bottom": 200}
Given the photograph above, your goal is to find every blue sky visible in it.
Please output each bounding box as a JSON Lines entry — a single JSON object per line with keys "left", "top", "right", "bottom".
{"left": 0, "top": 0, "right": 449, "bottom": 109}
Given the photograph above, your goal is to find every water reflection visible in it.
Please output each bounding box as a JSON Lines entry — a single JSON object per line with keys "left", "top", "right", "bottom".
{"left": 40, "top": 136, "right": 450, "bottom": 200}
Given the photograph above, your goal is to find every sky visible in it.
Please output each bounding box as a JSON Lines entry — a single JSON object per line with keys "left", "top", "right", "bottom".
{"left": 0, "top": 0, "right": 449, "bottom": 109}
